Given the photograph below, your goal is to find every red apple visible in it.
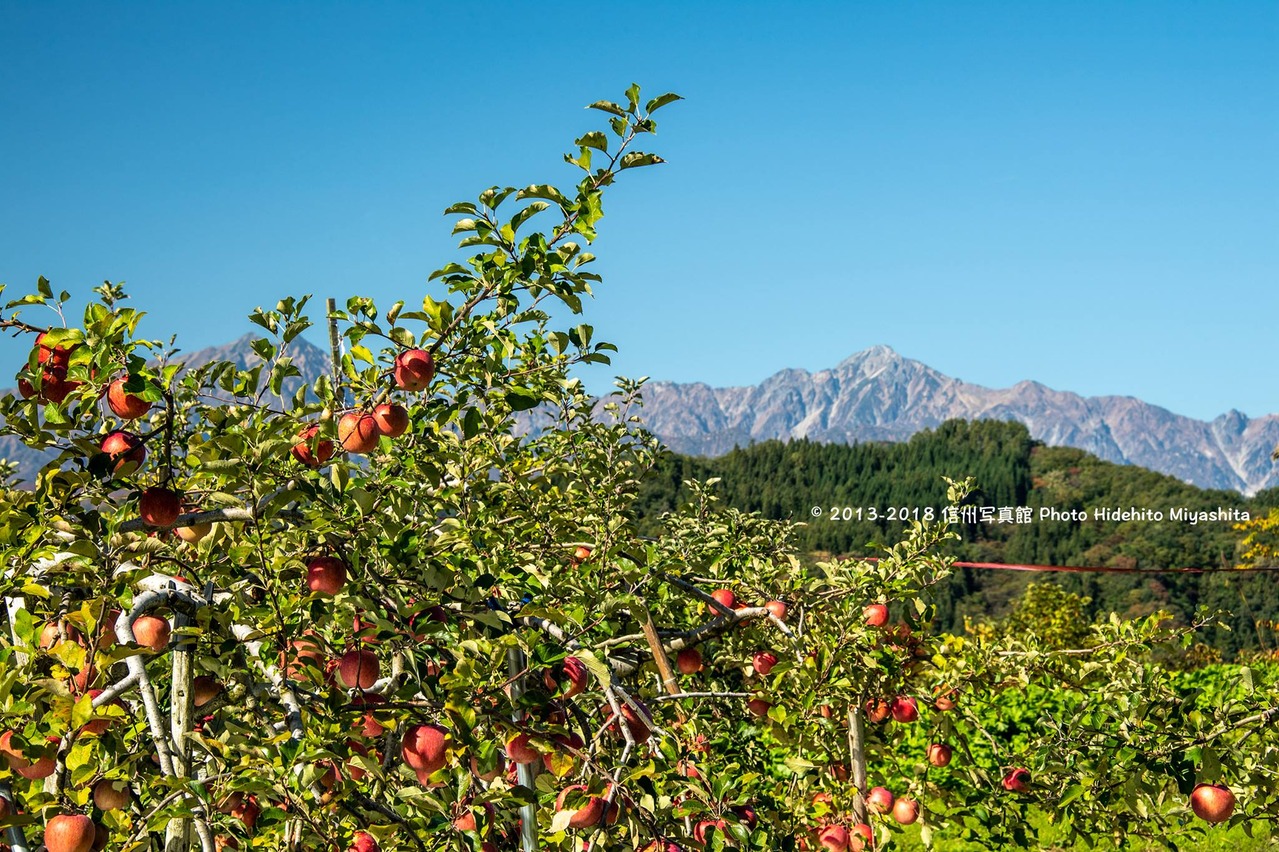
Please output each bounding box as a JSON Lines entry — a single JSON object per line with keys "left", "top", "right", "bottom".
{"left": 139, "top": 487, "right": 183, "bottom": 527}
{"left": 131, "top": 615, "right": 171, "bottom": 652}
{"left": 866, "top": 786, "right": 894, "bottom": 814}
{"left": 284, "top": 634, "right": 325, "bottom": 681}
{"left": 44, "top": 813, "right": 96, "bottom": 852}
{"left": 101, "top": 430, "right": 145, "bottom": 474}
{"left": 0, "top": 731, "right": 56, "bottom": 779}
{"left": 292, "top": 424, "right": 335, "bottom": 468}
{"left": 544, "top": 732, "right": 584, "bottom": 772}
{"left": 338, "top": 412, "right": 381, "bottom": 454}
{"left": 106, "top": 377, "right": 151, "bottom": 419}
{"left": 619, "top": 701, "right": 652, "bottom": 741}
{"left": 1190, "top": 783, "right": 1235, "bottom": 824}
{"left": 850, "top": 823, "right": 873, "bottom": 851}
{"left": 371, "top": 403, "right": 409, "bottom": 438}
{"left": 555, "top": 785, "right": 605, "bottom": 829}
{"left": 863, "top": 604, "right": 889, "bottom": 627}
{"left": 927, "top": 743, "right": 952, "bottom": 767}
{"left": 865, "top": 698, "right": 891, "bottom": 723}
{"left": 39, "top": 620, "right": 82, "bottom": 650}
{"left": 349, "top": 831, "right": 379, "bottom": 852}
{"left": 747, "top": 698, "right": 772, "bottom": 718}
{"left": 543, "top": 655, "right": 589, "bottom": 698}
{"left": 393, "top": 348, "right": 434, "bottom": 392}
{"left": 765, "top": 600, "right": 788, "bottom": 620}
{"left": 506, "top": 732, "right": 542, "bottom": 765}
{"left": 193, "top": 676, "right": 222, "bottom": 708}
{"left": 675, "top": 647, "right": 703, "bottom": 675}
{"left": 710, "top": 589, "right": 736, "bottom": 611}
{"left": 890, "top": 696, "right": 919, "bottom": 723}
{"left": 337, "top": 649, "right": 379, "bottom": 690}
{"left": 36, "top": 332, "right": 78, "bottom": 366}
{"left": 92, "top": 779, "right": 129, "bottom": 811}
{"left": 231, "top": 796, "right": 259, "bottom": 832}
{"left": 816, "top": 824, "right": 849, "bottom": 852}
{"left": 933, "top": 687, "right": 957, "bottom": 711}
{"left": 306, "top": 556, "right": 348, "bottom": 595}
{"left": 752, "top": 651, "right": 778, "bottom": 676}
{"left": 1001, "top": 767, "right": 1031, "bottom": 792}
{"left": 694, "top": 820, "right": 729, "bottom": 844}
{"left": 401, "top": 724, "right": 448, "bottom": 776}
{"left": 174, "top": 518, "right": 213, "bottom": 543}
{"left": 892, "top": 798, "right": 920, "bottom": 825}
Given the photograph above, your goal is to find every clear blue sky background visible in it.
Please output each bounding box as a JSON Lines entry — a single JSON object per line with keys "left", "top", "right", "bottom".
{"left": 1, "top": 2, "right": 1275, "bottom": 421}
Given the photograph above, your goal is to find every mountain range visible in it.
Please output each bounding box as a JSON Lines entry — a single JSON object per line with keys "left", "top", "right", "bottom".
{"left": 640, "top": 345, "right": 1279, "bottom": 495}
{"left": 3, "top": 337, "right": 1276, "bottom": 494}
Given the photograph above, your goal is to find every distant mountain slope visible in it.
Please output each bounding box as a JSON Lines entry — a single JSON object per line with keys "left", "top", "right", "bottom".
{"left": 639, "top": 346, "right": 1279, "bottom": 495}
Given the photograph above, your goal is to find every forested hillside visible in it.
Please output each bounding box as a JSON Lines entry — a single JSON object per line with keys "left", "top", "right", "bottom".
{"left": 636, "top": 419, "right": 1279, "bottom": 657}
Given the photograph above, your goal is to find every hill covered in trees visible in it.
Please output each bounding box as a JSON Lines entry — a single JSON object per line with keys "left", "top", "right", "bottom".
{"left": 636, "top": 420, "right": 1279, "bottom": 657}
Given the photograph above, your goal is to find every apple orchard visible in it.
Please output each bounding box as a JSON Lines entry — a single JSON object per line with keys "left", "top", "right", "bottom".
{"left": 0, "top": 87, "right": 1276, "bottom": 852}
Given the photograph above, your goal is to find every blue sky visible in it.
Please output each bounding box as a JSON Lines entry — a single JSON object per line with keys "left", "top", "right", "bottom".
{"left": 1, "top": 2, "right": 1275, "bottom": 421}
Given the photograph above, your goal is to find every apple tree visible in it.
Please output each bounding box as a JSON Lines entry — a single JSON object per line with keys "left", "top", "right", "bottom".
{"left": 1, "top": 85, "right": 1277, "bottom": 852}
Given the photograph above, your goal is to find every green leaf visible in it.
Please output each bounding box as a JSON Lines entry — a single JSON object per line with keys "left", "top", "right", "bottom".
{"left": 72, "top": 693, "right": 94, "bottom": 729}
{"left": 573, "top": 650, "right": 612, "bottom": 690}
{"left": 510, "top": 202, "right": 550, "bottom": 234}
{"left": 619, "top": 152, "right": 664, "bottom": 170}
{"left": 645, "top": 92, "right": 683, "bottom": 112}
{"left": 1059, "top": 784, "right": 1085, "bottom": 806}
{"left": 586, "top": 100, "right": 627, "bottom": 118}
{"left": 505, "top": 389, "right": 541, "bottom": 412}
{"left": 575, "top": 131, "right": 608, "bottom": 153}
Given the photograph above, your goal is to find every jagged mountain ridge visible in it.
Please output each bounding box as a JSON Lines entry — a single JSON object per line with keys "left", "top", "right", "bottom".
{"left": 638, "top": 345, "right": 1279, "bottom": 495}
{"left": 3, "top": 339, "right": 1276, "bottom": 494}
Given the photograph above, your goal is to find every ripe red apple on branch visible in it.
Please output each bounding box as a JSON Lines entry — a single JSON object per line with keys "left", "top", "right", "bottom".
{"left": 100, "top": 429, "right": 145, "bottom": 473}
{"left": 927, "top": 743, "right": 952, "bottom": 767}
{"left": 393, "top": 348, "right": 434, "bottom": 391}
{"left": 43, "top": 813, "right": 96, "bottom": 852}
{"left": 371, "top": 402, "right": 409, "bottom": 437}
{"left": 337, "top": 649, "right": 380, "bottom": 690}
{"left": 106, "top": 376, "right": 151, "bottom": 419}
{"left": 338, "top": 411, "right": 381, "bottom": 454}
{"left": 292, "top": 423, "right": 335, "bottom": 467}
{"left": 306, "top": 555, "right": 348, "bottom": 595}
{"left": 139, "top": 486, "right": 183, "bottom": 527}
{"left": 1002, "top": 768, "right": 1032, "bottom": 793}
{"left": 1190, "top": 783, "right": 1236, "bottom": 823}
{"left": 863, "top": 603, "right": 889, "bottom": 627}
{"left": 131, "top": 614, "right": 171, "bottom": 653}
{"left": 676, "top": 647, "right": 703, "bottom": 674}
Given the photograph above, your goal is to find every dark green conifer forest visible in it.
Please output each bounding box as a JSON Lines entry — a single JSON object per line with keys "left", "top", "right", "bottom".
{"left": 635, "top": 419, "right": 1279, "bottom": 657}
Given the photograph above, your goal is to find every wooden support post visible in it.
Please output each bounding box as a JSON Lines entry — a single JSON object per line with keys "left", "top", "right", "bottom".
{"left": 849, "top": 704, "right": 868, "bottom": 825}
{"left": 641, "top": 608, "right": 687, "bottom": 722}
